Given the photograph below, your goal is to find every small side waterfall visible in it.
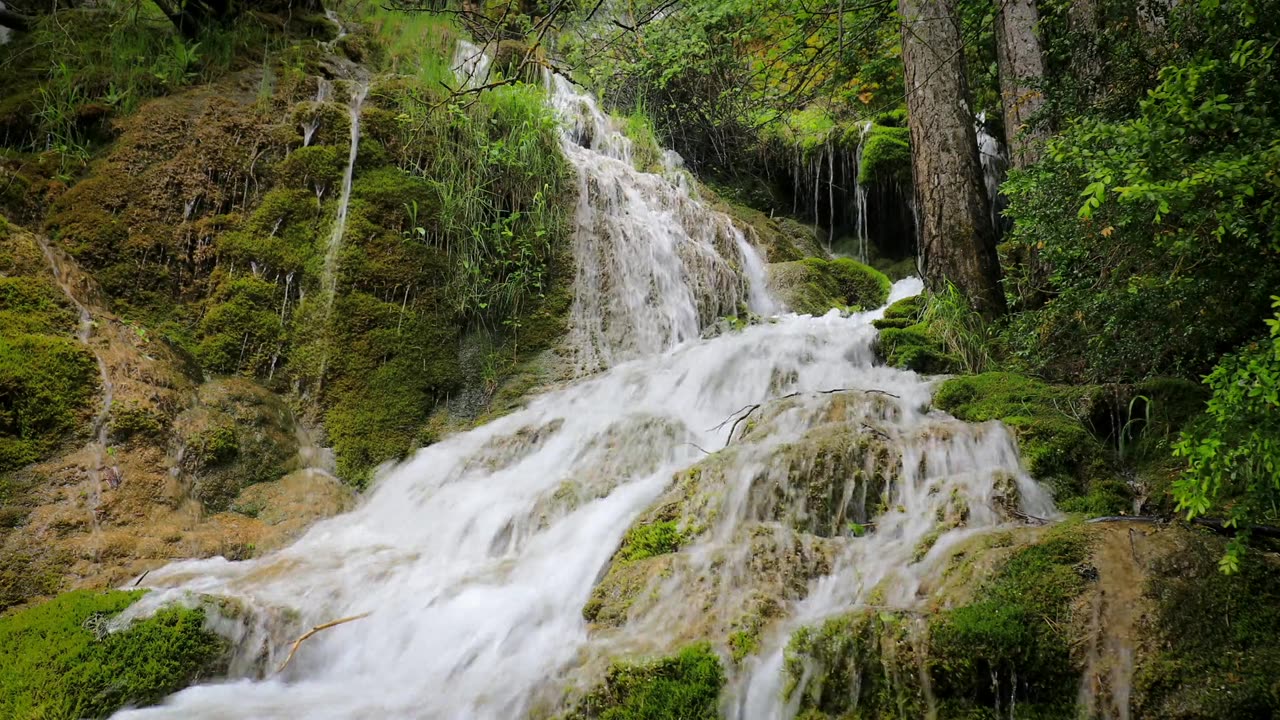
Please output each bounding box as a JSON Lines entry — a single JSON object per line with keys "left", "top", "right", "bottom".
{"left": 852, "top": 121, "right": 873, "bottom": 262}
{"left": 300, "top": 78, "right": 332, "bottom": 147}
{"left": 0, "top": 1, "right": 12, "bottom": 46}
{"left": 546, "top": 72, "right": 774, "bottom": 372}
{"left": 452, "top": 39, "right": 492, "bottom": 88}
{"left": 976, "top": 112, "right": 1009, "bottom": 233}
{"left": 314, "top": 80, "right": 367, "bottom": 388}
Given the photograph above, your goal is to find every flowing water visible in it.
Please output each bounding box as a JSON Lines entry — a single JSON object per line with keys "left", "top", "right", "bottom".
{"left": 301, "top": 77, "right": 333, "bottom": 148}
{"left": 0, "top": 1, "right": 11, "bottom": 46}
{"left": 111, "top": 58, "right": 1057, "bottom": 720}
{"left": 453, "top": 39, "right": 493, "bottom": 88}
{"left": 976, "top": 113, "right": 1008, "bottom": 233}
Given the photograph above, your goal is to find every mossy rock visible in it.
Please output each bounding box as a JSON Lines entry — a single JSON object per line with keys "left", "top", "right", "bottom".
{"left": 1133, "top": 532, "right": 1280, "bottom": 718}
{"left": 857, "top": 125, "right": 911, "bottom": 185}
{"left": 568, "top": 643, "right": 725, "bottom": 720}
{"left": 767, "top": 257, "right": 891, "bottom": 315}
{"left": 933, "top": 373, "right": 1121, "bottom": 512}
{"left": 0, "top": 590, "right": 228, "bottom": 720}
{"left": 173, "top": 378, "right": 298, "bottom": 511}
{"left": 927, "top": 522, "right": 1091, "bottom": 718}
{"left": 872, "top": 295, "right": 923, "bottom": 330}
{"left": 0, "top": 333, "right": 99, "bottom": 471}
{"left": 783, "top": 609, "right": 929, "bottom": 719}
{"left": 876, "top": 323, "right": 961, "bottom": 374}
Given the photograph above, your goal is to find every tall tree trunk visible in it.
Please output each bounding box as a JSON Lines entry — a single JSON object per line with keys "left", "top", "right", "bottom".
{"left": 995, "top": 0, "right": 1048, "bottom": 168}
{"left": 900, "top": 0, "right": 1006, "bottom": 315}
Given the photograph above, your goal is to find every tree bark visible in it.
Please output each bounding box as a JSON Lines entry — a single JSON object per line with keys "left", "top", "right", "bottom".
{"left": 995, "top": 0, "right": 1048, "bottom": 168}
{"left": 900, "top": 0, "right": 1006, "bottom": 316}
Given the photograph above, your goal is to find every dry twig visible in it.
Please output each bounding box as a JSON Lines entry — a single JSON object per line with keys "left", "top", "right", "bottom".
{"left": 276, "top": 613, "right": 371, "bottom": 674}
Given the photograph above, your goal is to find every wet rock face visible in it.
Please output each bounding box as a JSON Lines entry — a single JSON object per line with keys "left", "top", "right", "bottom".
{"left": 173, "top": 379, "right": 300, "bottom": 512}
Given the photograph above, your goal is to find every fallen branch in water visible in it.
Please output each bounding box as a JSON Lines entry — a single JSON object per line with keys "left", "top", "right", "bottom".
{"left": 712, "top": 387, "right": 902, "bottom": 448}
{"left": 1013, "top": 510, "right": 1050, "bottom": 525}
{"left": 725, "top": 404, "right": 763, "bottom": 447}
{"left": 276, "top": 613, "right": 371, "bottom": 674}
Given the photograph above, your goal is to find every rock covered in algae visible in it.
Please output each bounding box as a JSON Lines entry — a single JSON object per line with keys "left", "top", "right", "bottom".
{"left": 767, "top": 257, "right": 892, "bottom": 315}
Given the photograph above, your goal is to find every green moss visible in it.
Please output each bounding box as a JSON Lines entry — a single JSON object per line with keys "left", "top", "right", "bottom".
{"left": 572, "top": 643, "right": 725, "bottom": 720}
{"left": 197, "top": 275, "right": 286, "bottom": 377}
{"left": 0, "top": 276, "right": 78, "bottom": 336}
{"left": 857, "top": 125, "right": 912, "bottom": 185}
{"left": 783, "top": 609, "right": 928, "bottom": 719}
{"left": 933, "top": 373, "right": 1121, "bottom": 511}
{"left": 276, "top": 144, "right": 345, "bottom": 190}
{"left": 877, "top": 324, "right": 961, "bottom": 374}
{"left": 617, "top": 521, "right": 688, "bottom": 563}
{"left": 1133, "top": 534, "right": 1280, "bottom": 718}
{"left": 0, "top": 590, "right": 228, "bottom": 720}
{"left": 928, "top": 523, "right": 1090, "bottom": 718}
{"left": 769, "top": 257, "right": 891, "bottom": 315}
{"left": 873, "top": 295, "right": 923, "bottom": 329}
{"left": 0, "top": 334, "right": 98, "bottom": 471}
{"left": 108, "top": 403, "right": 168, "bottom": 445}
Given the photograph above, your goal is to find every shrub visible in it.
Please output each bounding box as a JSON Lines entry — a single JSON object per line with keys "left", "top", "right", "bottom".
{"left": 574, "top": 643, "right": 724, "bottom": 720}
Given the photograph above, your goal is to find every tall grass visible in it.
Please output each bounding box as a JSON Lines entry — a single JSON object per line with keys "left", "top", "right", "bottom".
{"left": 363, "top": 5, "right": 573, "bottom": 327}
{"left": 921, "top": 282, "right": 996, "bottom": 373}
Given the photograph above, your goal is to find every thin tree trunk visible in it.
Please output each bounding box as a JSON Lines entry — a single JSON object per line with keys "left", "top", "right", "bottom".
{"left": 900, "top": 0, "right": 1006, "bottom": 316}
{"left": 995, "top": 0, "right": 1048, "bottom": 168}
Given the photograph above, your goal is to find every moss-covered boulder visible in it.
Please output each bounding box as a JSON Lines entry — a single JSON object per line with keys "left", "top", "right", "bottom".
{"left": 768, "top": 257, "right": 891, "bottom": 315}
{"left": 1133, "top": 532, "right": 1280, "bottom": 718}
{"left": 567, "top": 643, "right": 725, "bottom": 720}
{"left": 0, "top": 590, "right": 228, "bottom": 720}
{"left": 933, "top": 372, "right": 1124, "bottom": 513}
{"left": 173, "top": 378, "right": 299, "bottom": 511}
{"left": 783, "top": 609, "right": 930, "bottom": 719}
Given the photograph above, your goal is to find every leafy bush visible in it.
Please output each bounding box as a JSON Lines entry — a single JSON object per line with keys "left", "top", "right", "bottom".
{"left": 1173, "top": 299, "right": 1280, "bottom": 572}
{"left": 1001, "top": 0, "right": 1280, "bottom": 383}
{"left": 617, "top": 521, "right": 687, "bottom": 563}
{"left": 0, "top": 590, "right": 227, "bottom": 720}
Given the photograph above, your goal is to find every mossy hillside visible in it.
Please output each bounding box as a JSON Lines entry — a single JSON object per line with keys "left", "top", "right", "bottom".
{"left": 768, "top": 257, "right": 891, "bottom": 315}
{"left": 857, "top": 124, "right": 911, "bottom": 186}
{"left": 173, "top": 378, "right": 299, "bottom": 511}
{"left": 1133, "top": 532, "right": 1280, "bottom": 718}
{"left": 927, "top": 521, "right": 1091, "bottom": 718}
{"left": 933, "top": 373, "right": 1123, "bottom": 513}
{"left": 0, "top": 226, "right": 98, "bottom": 471}
{"left": 16, "top": 6, "right": 577, "bottom": 487}
{"left": 783, "top": 609, "right": 929, "bottom": 719}
{"left": 568, "top": 643, "right": 725, "bottom": 720}
{"left": 0, "top": 589, "right": 228, "bottom": 720}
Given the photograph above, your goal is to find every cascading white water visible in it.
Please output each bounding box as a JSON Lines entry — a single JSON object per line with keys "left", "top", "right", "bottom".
{"left": 546, "top": 72, "right": 774, "bottom": 373}
{"left": 110, "top": 52, "right": 1058, "bottom": 720}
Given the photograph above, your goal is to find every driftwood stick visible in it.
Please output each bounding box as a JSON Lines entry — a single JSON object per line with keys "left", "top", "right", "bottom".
{"left": 276, "top": 613, "right": 371, "bottom": 674}
{"left": 725, "top": 404, "right": 762, "bottom": 447}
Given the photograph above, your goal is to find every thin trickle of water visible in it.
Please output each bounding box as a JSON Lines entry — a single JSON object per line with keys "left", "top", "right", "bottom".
{"left": 315, "top": 80, "right": 367, "bottom": 387}
{"left": 301, "top": 77, "right": 332, "bottom": 147}
{"left": 546, "top": 72, "right": 773, "bottom": 373}
{"left": 976, "top": 112, "right": 1007, "bottom": 232}
{"left": 33, "top": 235, "right": 117, "bottom": 527}
{"left": 853, "top": 121, "right": 873, "bottom": 263}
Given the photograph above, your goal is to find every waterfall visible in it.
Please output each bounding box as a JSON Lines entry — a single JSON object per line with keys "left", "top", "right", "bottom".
{"left": 452, "top": 39, "right": 492, "bottom": 88}
{"left": 110, "top": 56, "right": 1058, "bottom": 720}
{"left": 546, "top": 72, "right": 773, "bottom": 372}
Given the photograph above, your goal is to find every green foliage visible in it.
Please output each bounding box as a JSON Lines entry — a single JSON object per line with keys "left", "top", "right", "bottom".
{"left": 1172, "top": 299, "right": 1280, "bottom": 572}
{"left": 929, "top": 525, "right": 1090, "bottom": 717}
{"left": 616, "top": 521, "right": 687, "bottom": 563}
{"left": 574, "top": 643, "right": 725, "bottom": 720}
{"left": 856, "top": 124, "right": 911, "bottom": 185}
{"left": 919, "top": 283, "right": 996, "bottom": 373}
{"left": 0, "top": 334, "right": 98, "bottom": 470}
{"left": 934, "top": 373, "right": 1121, "bottom": 512}
{"left": 1002, "top": 0, "right": 1280, "bottom": 383}
{"left": 0, "top": 590, "right": 228, "bottom": 720}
